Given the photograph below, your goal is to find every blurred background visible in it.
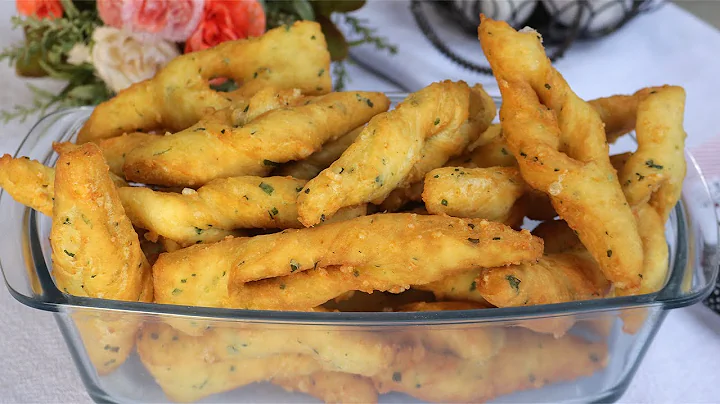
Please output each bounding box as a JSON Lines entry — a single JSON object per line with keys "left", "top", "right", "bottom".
{"left": 678, "top": 1, "right": 720, "bottom": 28}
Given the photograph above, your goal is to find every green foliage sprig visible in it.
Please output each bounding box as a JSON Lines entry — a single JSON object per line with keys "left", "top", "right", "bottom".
{"left": 0, "top": 0, "right": 109, "bottom": 122}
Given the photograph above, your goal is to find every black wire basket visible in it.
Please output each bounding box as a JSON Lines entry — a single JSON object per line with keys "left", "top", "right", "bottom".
{"left": 411, "top": 0, "right": 666, "bottom": 74}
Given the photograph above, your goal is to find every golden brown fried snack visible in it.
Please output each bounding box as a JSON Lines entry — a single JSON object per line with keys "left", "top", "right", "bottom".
{"left": 138, "top": 324, "right": 324, "bottom": 402}
{"left": 153, "top": 214, "right": 542, "bottom": 310}
{"left": 228, "top": 214, "right": 542, "bottom": 284}
{"left": 397, "top": 301, "right": 505, "bottom": 362}
{"left": 374, "top": 329, "right": 607, "bottom": 402}
{"left": 118, "top": 176, "right": 366, "bottom": 246}
{"left": 0, "top": 155, "right": 55, "bottom": 216}
{"left": 380, "top": 84, "right": 497, "bottom": 211}
{"left": 617, "top": 203, "right": 669, "bottom": 296}
{"left": 54, "top": 132, "right": 159, "bottom": 176}
{"left": 123, "top": 91, "right": 389, "bottom": 187}
{"left": 50, "top": 143, "right": 152, "bottom": 301}
{"left": 422, "top": 166, "right": 526, "bottom": 223}
{"left": 618, "top": 86, "right": 687, "bottom": 222}
{"left": 297, "top": 81, "right": 470, "bottom": 226}
{"left": 587, "top": 87, "right": 658, "bottom": 143}
{"left": 531, "top": 219, "right": 584, "bottom": 253}
{"left": 139, "top": 322, "right": 420, "bottom": 382}
{"left": 459, "top": 124, "right": 518, "bottom": 168}
{"left": 479, "top": 17, "right": 643, "bottom": 290}
{"left": 50, "top": 144, "right": 152, "bottom": 374}
{"left": 477, "top": 251, "right": 609, "bottom": 307}
{"left": 414, "top": 269, "right": 490, "bottom": 306}
{"left": 0, "top": 155, "right": 129, "bottom": 216}
{"left": 273, "top": 371, "right": 379, "bottom": 404}
{"left": 78, "top": 21, "right": 331, "bottom": 143}
{"left": 274, "top": 126, "right": 364, "bottom": 180}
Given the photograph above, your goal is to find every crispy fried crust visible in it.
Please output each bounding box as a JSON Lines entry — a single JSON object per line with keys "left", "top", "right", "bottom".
{"left": 119, "top": 176, "right": 366, "bottom": 246}
{"left": 227, "top": 214, "right": 542, "bottom": 284}
{"left": 618, "top": 86, "right": 687, "bottom": 222}
{"left": 297, "top": 81, "right": 470, "bottom": 226}
{"left": 275, "top": 126, "right": 364, "bottom": 180}
{"left": 397, "top": 301, "right": 505, "bottom": 362}
{"left": 477, "top": 251, "right": 610, "bottom": 307}
{"left": 50, "top": 143, "right": 152, "bottom": 301}
{"left": 137, "top": 321, "right": 421, "bottom": 401}
{"left": 479, "top": 17, "right": 643, "bottom": 289}
{"left": 414, "top": 269, "right": 490, "bottom": 306}
{"left": 78, "top": 21, "right": 331, "bottom": 143}
{"left": 0, "top": 155, "right": 55, "bottom": 216}
{"left": 422, "top": 166, "right": 526, "bottom": 223}
{"left": 123, "top": 91, "right": 389, "bottom": 187}
{"left": 273, "top": 371, "right": 379, "bottom": 404}
{"left": 152, "top": 214, "right": 542, "bottom": 309}
{"left": 50, "top": 144, "right": 152, "bottom": 375}
{"left": 373, "top": 329, "right": 607, "bottom": 402}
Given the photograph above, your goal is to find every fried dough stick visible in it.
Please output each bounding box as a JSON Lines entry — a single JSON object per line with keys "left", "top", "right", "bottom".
{"left": 123, "top": 91, "right": 390, "bottom": 187}
{"left": 140, "top": 322, "right": 419, "bottom": 379}
{"left": 618, "top": 86, "right": 687, "bottom": 222}
{"left": 422, "top": 166, "right": 526, "bottom": 223}
{"left": 379, "top": 84, "right": 496, "bottom": 211}
{"left": 476, "top": 251, "right": 610, "bottom": 307}
{"left": 0, "top": 155, "right": 55, "bottom": 216}
{"left": 0, "top": 155, "right": 130, "bottom": 217}
{"left": 50, "top": 144, "right": 152, "bottom": 374}
{"left": 274, "top": 126, "right": 364, "bottom": 180}
{"left": 228, "top": 214, "right": 542, "bottom": 284}
{"left": 138, "top": 326, "right": 322, "bottom": 402}
{"left": 479, "top": 17, "right": 643, "bottom": 289}
{"left": 297, "top": 81, "right": 470, "bottom": 226}
{"left": 273, "top": 372, "right": 379, "bottom": 404}
{"left": 397, "top": 301, "right": 505, "bottom": 362}
{"left": 152, "top": 215, "right": 542, "bottom": 309}
{"left": 374, "top": 329, "right": 607, "bottom": 402}
{"left": 119, "top": 176, "right": 366, "bottom": 246}
{"left": 78, "top": 21, "right": 331, "bottom": 143}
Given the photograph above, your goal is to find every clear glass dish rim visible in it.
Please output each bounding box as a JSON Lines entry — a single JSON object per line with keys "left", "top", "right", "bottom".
{"left": 1, "top": 101, "right": 718, "bottom": 326}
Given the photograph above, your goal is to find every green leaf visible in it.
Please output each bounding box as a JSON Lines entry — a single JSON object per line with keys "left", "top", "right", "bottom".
{"left": 312, "top": 0, "right": 366, "bottom": 16}
{"left": 291, "top": 0, "right": 315, "bottom": 21}
{"left": 67, "top": 84, "right": 105, "bottom": 101}
{"left": 317, "top": 15, "right": 348, "bottom": 62}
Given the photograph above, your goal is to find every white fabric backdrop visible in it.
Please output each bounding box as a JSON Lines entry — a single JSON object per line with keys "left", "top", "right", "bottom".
{"left": 1, "top": 1, "right": 720, "bottom": 402}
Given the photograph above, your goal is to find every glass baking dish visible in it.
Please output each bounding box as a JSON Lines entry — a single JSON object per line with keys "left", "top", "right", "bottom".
{"left": 0, "top": 100, "right": 717, "bottom": 404}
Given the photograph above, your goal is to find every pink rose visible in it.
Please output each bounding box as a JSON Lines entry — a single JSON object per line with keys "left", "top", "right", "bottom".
{"left": 97, "top": 0, "right": 205, "bottom": 42}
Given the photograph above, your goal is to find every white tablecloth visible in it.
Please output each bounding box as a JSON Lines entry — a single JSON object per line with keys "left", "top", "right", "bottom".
{"left": 1, "top": 2, "right": 720, "bottom": 403}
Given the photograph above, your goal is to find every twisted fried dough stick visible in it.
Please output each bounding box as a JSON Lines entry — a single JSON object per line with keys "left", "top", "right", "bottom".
{"left": 617, "top": 86, "right": 687, "bottom": 222}
{"left": 297, "top": 81, "right": 470, "bottom": 226}
{"left": 51, "top": 144, "right": 152, "bottom": 374}
{"left": 152, "top": 214, "right": 543, "bottom": 310}
{"left": 124, "top": 91, "right": 390, "bottom": 187}
{"left": 78, "top": 21, "right": 331, "bottom": 143}
{"left": 479, "top": 17, "right": 643, "bottom": 289}
{"left": 119, "top": 176, "right": 366, "bottom": 246}
{"left": 379, "top": 84, "right": 496, "bottom": 211}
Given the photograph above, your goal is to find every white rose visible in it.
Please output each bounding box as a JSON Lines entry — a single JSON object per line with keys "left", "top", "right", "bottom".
{"left": 91, "top": 27, "right": 179, "bottom": 93}
{"left": 67, "top": 44, "right": 91, "bottom": 66}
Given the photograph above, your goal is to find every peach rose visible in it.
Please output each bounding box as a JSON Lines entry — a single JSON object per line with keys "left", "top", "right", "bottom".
{"left": 91, "top": 27, "right": 179, "bottom": 93}
{"left": 16, "top": 0, "right": 63, "bottom": 19}
{"left": 97, "top": 0, "right": 205, "bottom": 42}
{"left": 184, "top": 0, "right": 265, "bottom": 53}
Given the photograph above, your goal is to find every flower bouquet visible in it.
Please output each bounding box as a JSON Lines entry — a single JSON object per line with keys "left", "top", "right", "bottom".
{"left": 2, "top": 0, "right": 395, "bottom": 122}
